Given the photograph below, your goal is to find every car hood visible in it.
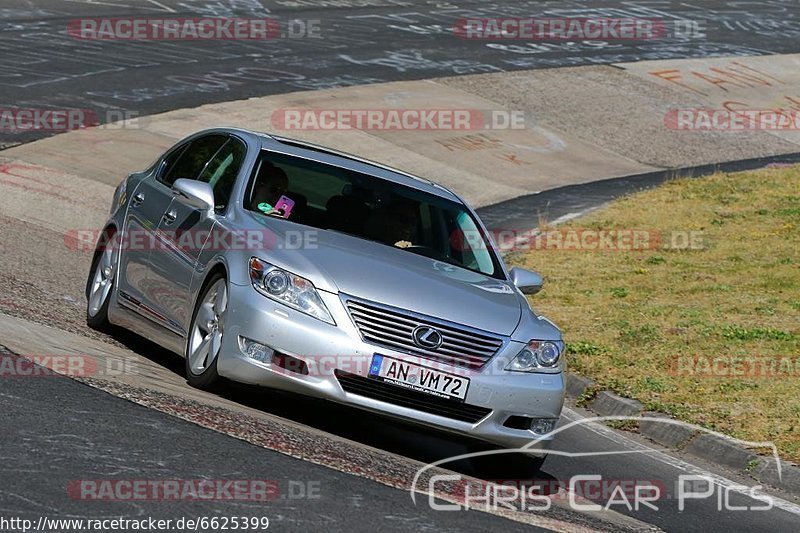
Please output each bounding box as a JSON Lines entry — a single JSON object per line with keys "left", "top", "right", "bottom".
{"left": 245, "top": 215, "right": 523, "bottom": 335}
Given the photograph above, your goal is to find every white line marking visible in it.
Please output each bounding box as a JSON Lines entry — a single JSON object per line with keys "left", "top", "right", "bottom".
{"left": 561, "top": 408, "right": 800, "bottom": 516}
{"left": 61, "top": 0, "right": 176, "bottom": 11}
{"left": 61, "top": 0, "right": 135, "bottom": 8}
{"left": 142, "top": 0, "right": 177, "bottom": 13}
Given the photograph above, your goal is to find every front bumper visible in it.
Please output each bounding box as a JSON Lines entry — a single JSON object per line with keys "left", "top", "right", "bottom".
{"left": 218, "top": 282, "right": 565, "bottom": 452}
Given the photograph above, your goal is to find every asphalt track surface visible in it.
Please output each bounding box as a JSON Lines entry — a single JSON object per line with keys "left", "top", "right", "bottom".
{"left": 2, "top": 1, "right": 800, "bottom": 532}
{"left": 2, "top": 0, "right": 800, "bottom": 147}
{"left": 4, "top": 338, "right": 800, "bottom": 532}
{"left": 476, "top": 152, "right": 800, "bottom": 232}
{"left": 0, "top": 346, "right": 548, "bottom": 533}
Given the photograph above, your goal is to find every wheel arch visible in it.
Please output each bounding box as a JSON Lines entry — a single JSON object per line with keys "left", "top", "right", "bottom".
{"left": 189, "top": 261, "right": 230, "bottom": 320}
{"left": 85, "top": 223, "right": 118, "bottom": 300}
{"left": 197, "top": 254, "right": 229, "bottom": 289}
{"left": 203, "top": 262, "right": 229, "bottom": 287}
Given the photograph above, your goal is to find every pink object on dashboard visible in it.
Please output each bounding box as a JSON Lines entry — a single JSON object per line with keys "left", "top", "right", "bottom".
{"left": 274, "top": 195, "right": 295, "bottom": 218}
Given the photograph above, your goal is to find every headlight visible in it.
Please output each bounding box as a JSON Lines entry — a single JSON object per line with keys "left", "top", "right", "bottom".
{"left": 249, "top": 257, "right": 335, "bottom": 325}
{"left": 506, "top": 340, "right": 563, "bottom": 372}
{"left": 265, "top": 269, "right": 290, "bottom": 295}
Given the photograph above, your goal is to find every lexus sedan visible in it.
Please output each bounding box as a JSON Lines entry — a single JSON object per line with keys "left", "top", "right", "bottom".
{"left": 86, "top": 127, "right": 565, "bottom": 460}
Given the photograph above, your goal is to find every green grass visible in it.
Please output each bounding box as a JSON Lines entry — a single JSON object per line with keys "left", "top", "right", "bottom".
{"left": 512, "top": 165, "right": 800, "bottom": 460}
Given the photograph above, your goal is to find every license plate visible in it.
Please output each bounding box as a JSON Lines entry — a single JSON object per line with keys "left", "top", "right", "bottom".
{"left": 368, "top": 355, "right": 470, "bottom": 401}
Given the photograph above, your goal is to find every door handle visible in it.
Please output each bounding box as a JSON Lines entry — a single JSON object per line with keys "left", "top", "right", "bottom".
{"left": 131, "top": 193, "right": 145, "bottom": 207}
{"left": 162, "top": 210, "right": 177, "bottom": 225}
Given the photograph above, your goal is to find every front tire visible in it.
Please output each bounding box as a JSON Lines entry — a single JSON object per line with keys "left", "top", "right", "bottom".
{"left": 86, "top": 229, "right": 117, "bottom": 331}
{"left": 185, "top": 273, "right": 228, "bottom": 390}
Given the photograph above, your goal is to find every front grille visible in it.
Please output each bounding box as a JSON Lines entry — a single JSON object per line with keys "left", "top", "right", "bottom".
{"left": 345, "top": 298, "right": 504, "bottom": 368}
{"left": 335, "top": 370, "right": 492, "bottom": 423}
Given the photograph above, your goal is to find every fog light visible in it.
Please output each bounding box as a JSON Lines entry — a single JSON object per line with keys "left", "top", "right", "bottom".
{"left": 239, "top": 336, "right": 274, "bottom": 363}
{"left": 530, "top": 418, "right": 557, "bottom": 435}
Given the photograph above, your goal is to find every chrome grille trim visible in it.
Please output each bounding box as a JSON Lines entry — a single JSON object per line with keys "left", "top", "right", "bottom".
{"left": 342, "top": 296, "right": 506, "bottom": 368}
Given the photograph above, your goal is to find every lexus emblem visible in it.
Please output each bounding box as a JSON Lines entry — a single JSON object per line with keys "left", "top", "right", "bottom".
{"left": 412, "top": 326, "right": 443, "bottom": 350}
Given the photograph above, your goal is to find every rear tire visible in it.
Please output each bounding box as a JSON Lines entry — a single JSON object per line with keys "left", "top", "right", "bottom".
{"left": 185, "top": 273, "right": 228, "bottom": 390}
{"left": 86, "top": 229, "right": 117, "bottom": 331}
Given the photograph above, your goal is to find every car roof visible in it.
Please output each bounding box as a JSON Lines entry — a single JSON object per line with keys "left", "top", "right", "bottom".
{"left": 217, "top": 127, "right": 463, "bottom": 203}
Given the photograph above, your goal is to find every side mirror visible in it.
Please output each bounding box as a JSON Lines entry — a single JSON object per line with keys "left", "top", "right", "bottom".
{"left": 509, "top": 267, "right": 543, "bottom": 295}
{"left": 172, "top": 178, "right": 214, "bottom": 211}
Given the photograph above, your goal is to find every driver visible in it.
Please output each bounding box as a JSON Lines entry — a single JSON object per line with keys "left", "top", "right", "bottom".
{"left": 250, "top": 162, "right": 289, "bottom": 214}
{"left": 384, "top": 200, "right": 419, "bottom": 248}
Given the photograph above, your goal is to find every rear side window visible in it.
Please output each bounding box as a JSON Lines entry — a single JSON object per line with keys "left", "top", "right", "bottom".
{"left": 197, "top": 138, "right": 247, "bottom": 213}
{"left": 157, "top": 143, "right": 188, "bottom": 184}
{"left": 159, "top": 134, "right": 228, "bottom": 187}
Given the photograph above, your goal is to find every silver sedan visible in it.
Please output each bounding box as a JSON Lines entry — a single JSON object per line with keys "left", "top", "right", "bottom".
{"left": 86, "top": 128, "right": 565, "bottom": 463}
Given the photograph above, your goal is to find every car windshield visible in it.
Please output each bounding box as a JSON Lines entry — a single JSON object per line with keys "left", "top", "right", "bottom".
{"left": 245, "top": 150, "right": 502, "bottom": 278}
